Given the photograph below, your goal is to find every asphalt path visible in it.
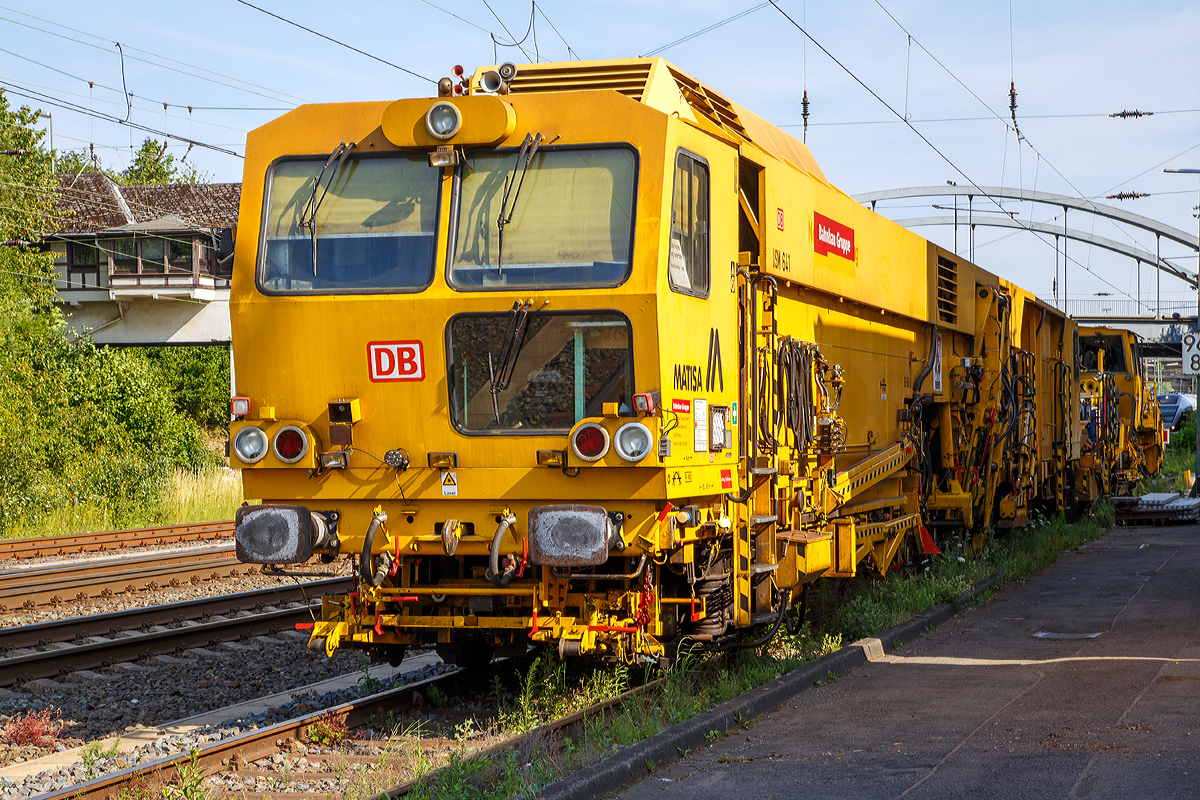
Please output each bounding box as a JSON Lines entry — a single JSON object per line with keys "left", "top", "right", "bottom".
{"left": 616, "top": 524, "right": 1200, "bottom": 799}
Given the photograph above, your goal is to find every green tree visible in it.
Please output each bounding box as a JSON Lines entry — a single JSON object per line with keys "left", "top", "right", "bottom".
{"left": 141, "top": 346, "right": 231, "bottom": 430}
{"left": 53, "top": 149, "right": 97, "bottom": 177}
{"left": 116, "top": 137, "right": 207, "bottom": 185}
{"left": 0, "top": 91, "right": 218, "bottom": 535}
{"left": 51, "top": 138, "right": 208, "bottom": 185}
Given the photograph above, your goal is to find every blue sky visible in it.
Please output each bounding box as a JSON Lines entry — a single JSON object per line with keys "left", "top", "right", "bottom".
{"left": 3, "top": 0, "right": 1199, "bottom": 307}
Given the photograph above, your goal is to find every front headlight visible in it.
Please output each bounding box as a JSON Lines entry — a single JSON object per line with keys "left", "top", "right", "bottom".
{"left": 613, "top": 422, "right": 654, "bottom": 462}
{"left": 232, "top": 426, "right": 268, "bottom": 464}
{"left": 425, "top": 101, "right": 462, "bottom": 140}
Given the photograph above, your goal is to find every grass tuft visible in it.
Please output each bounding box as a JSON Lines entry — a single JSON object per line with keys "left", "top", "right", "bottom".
{"left": 1, "top": 465, "right": 244, "bottom": 540}
{"left": 394, "top": 505, "right": 1117, "bottom": 799}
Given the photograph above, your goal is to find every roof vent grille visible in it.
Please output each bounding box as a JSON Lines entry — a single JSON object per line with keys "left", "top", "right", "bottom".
{"left": 936, "top": 255, "right": 958, "bottom": 324}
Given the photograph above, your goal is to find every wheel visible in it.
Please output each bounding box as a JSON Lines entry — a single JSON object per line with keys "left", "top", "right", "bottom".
{"left": 369, "top": 645, "right": 407, "bottom": 668}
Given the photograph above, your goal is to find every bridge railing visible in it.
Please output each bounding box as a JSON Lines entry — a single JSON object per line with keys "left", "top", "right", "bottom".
{"left": 1055, "top": 298, "right": 1197, "bottom": 318}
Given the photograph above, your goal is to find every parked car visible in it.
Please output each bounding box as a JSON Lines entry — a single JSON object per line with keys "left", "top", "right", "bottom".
{"left": 1157, "top": 392, "right": 1196, "bottom": 431}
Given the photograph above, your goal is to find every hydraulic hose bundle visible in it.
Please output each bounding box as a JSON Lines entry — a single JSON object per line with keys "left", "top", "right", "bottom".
{"left": 774, "top": 337, "right": 815, "bottom": 454}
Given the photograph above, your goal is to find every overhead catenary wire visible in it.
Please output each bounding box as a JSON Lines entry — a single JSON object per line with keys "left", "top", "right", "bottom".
{"left": 766, "top": 1, "right": 1150, "bottom": 310}
{"left": 0, "top": 81, "right": 243, "bottom": 158}
{"left": 233, "top": 1, "right": 434, "bottom": 84}
{"left": 870, "top": 0, "right": 1170, "bottom": 271}
{"left": 864, "top": 0, "right": 1192, "bottom": 295}
{"left": 534, "top": 2, "right": 578, "bottom": 60}
{"left": 0, "top": 4, "right": 307, "bottom": 103}
{"left": 481, "top": 0, "right": 534, "bottom": 61}
{"left": 785, "top": 109, "right": 1200, "bottom": 126}
{"left": 3, "top": 75, "right": 266, "bottom": 135}
{"left": 0, "top": 44, "right": 291, "bottom": 116}
{"left": 0, "top": 12, "right": 303, "bottom": 105}
{"left": 639, "top": 3, "right": 770, "bottom": 57}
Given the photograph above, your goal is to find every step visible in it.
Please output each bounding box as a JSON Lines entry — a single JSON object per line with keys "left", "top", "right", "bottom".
{"left": 749, "top": 515, "right": 777, "bottom": 525}
{"left": 749, "top": 467, "right": 778, "bottom": 476}
{"left": 749, "top": 563, "right": 779, "bottom": 575}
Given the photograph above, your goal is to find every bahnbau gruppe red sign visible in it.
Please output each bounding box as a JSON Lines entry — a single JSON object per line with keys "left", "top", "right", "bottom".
{"left": 814, "top": 212, "right": 855, "bottom": 260}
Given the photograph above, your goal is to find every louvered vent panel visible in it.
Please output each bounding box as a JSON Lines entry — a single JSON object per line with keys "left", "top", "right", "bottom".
{"left": 705, "top": 92, "right": 747, "bottom": 137}
{"left": 505, "top": 63, "right": 652, "bottom": 100}
{"left": 936, "top": 255, "right": 958, "bottom": 324}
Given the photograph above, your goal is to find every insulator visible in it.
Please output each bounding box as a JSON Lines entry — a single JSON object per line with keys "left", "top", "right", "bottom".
{"left": 801, "top": 90, "right": 810, "bottom": 143}
{"left": 1109, "top": 109, "right": 1153, "bottom": 119}
{"left": 1105, "top": 191, "right": 1150, "bottom": 201}
{"left": 1009, "top": 82, "right": 1023, "bottom": 140}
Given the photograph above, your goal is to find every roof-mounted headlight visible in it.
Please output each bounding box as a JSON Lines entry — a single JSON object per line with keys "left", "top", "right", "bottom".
{"left": 425, "top": 101, "right": 462, "bottom": 140}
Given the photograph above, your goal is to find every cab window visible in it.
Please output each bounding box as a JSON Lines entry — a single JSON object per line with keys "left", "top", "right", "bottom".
{"left": 1079, "top": 334, "right": 1127, "bottom": 373}
{"left": 259, "top": 153, "right": 438, "bottom": 294}
{"left": 449, "top": 146, "right": 636, "bottom": 289}
{"left": 668, "top": 151, "right": 709, "bottom": 297}
{"left": 448, "top": 311, "right": 633, "bottom": 433}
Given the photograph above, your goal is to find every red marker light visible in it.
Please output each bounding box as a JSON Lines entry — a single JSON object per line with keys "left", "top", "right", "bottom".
{"left": 574, "top": 427, "right": 606, "bottom": 458}
{"left": 570, "top": 423, "right": 610, "bottom": 462}
{"left": 273, "top": 427, "right": 307, "bottom": 463}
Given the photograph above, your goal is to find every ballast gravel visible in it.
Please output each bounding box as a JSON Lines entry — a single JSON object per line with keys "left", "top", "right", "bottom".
{"left": 0, "top": 541, "right": 456, "bottom": 797}
{"left": 0, "top": 659, "right": 453, "bottom": 798}
{"left": 0, "top": 540, "right": 343, "bottom": 629}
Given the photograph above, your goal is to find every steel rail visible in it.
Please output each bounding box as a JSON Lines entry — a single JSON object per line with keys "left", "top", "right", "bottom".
{"left": 37, "top": 669, "right": 468, "bottom": 800}
{"left": 0, "top": 546, "right": 243, "bottom": 610}
{"left": 34, "top": 659, "right": 664, "bottom": 800}
{"left": 0, "top": 521, "right": 233, "bottom": 561}
{"left": 0, "top": 603, "right": 320, "bottom": 688}
{"left": 0, "top": 578, "right": 350, "bottom": 651}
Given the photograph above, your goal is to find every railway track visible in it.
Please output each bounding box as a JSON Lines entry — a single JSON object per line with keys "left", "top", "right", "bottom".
{"left": 0, "top": 521, "right": 233, "bottom": 561}
{"left": 38, "top": 662, "right": 662, "bottom": 799}
{"left": 0, "top": 545, "right": 247, "bottom": 611}
{"left": 0, "top": 578, "right": 351, "bottom": 687}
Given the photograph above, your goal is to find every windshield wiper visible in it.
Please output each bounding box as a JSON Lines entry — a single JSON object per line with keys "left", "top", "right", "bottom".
{"left": 298, "top": 141, "right": 355, "bottom": 276}
{"left": 495, "top": 132, "right": 543, "bottom": 274}
{"left": 487, "top": 300, "right": 534, "bottom": 423}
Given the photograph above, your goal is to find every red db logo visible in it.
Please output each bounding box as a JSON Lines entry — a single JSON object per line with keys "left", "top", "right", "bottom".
{"left": 720, "top": 469, "right": 733, "bottom": 490}
{"left": 776, "top": 208, "right": 785, "bottom": 231}
{"left": 368, "top": 341, "right": 425, "bottom": 382}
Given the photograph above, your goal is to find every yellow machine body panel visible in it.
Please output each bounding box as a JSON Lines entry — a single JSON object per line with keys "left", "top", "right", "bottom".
{"left": 227, "top": 58, "right": 1150, "bottom": 666}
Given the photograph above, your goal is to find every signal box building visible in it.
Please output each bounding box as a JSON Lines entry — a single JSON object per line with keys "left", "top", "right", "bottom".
{"left": 47, "top": 172, "right": 239, "bottom": 345}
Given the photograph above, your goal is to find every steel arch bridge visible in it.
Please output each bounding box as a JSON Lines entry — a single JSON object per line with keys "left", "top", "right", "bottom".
{"left": 851, "top": 186, "right": 1200, "bottom": 291}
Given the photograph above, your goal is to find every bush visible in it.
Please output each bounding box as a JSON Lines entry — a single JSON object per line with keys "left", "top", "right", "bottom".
{"left": 0, "top": 93, "right": 225, "bottom": 538}
{"left": 1, "top": 709, "right": 63, "bottom": 747}
{"left": 0, "top": 326, "right": 219, "bottom": 535}
{"left": 1170, "top": 415, "right": 1195, "bottom": 454}
{"left": 138, "top": 346, "right": 231, "bottom": 430}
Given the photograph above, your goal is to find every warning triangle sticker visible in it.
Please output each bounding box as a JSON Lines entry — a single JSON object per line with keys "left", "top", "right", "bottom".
{"left": 442, "top": 473, "right": 456, "bottom": 486}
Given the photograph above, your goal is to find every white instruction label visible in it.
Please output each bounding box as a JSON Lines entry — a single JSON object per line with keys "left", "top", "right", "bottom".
{"left": 693, "top": 398, "right": 708, "bottom": 452}
{"left": 441, "top": 472, "right": 458, "bottom": 497}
